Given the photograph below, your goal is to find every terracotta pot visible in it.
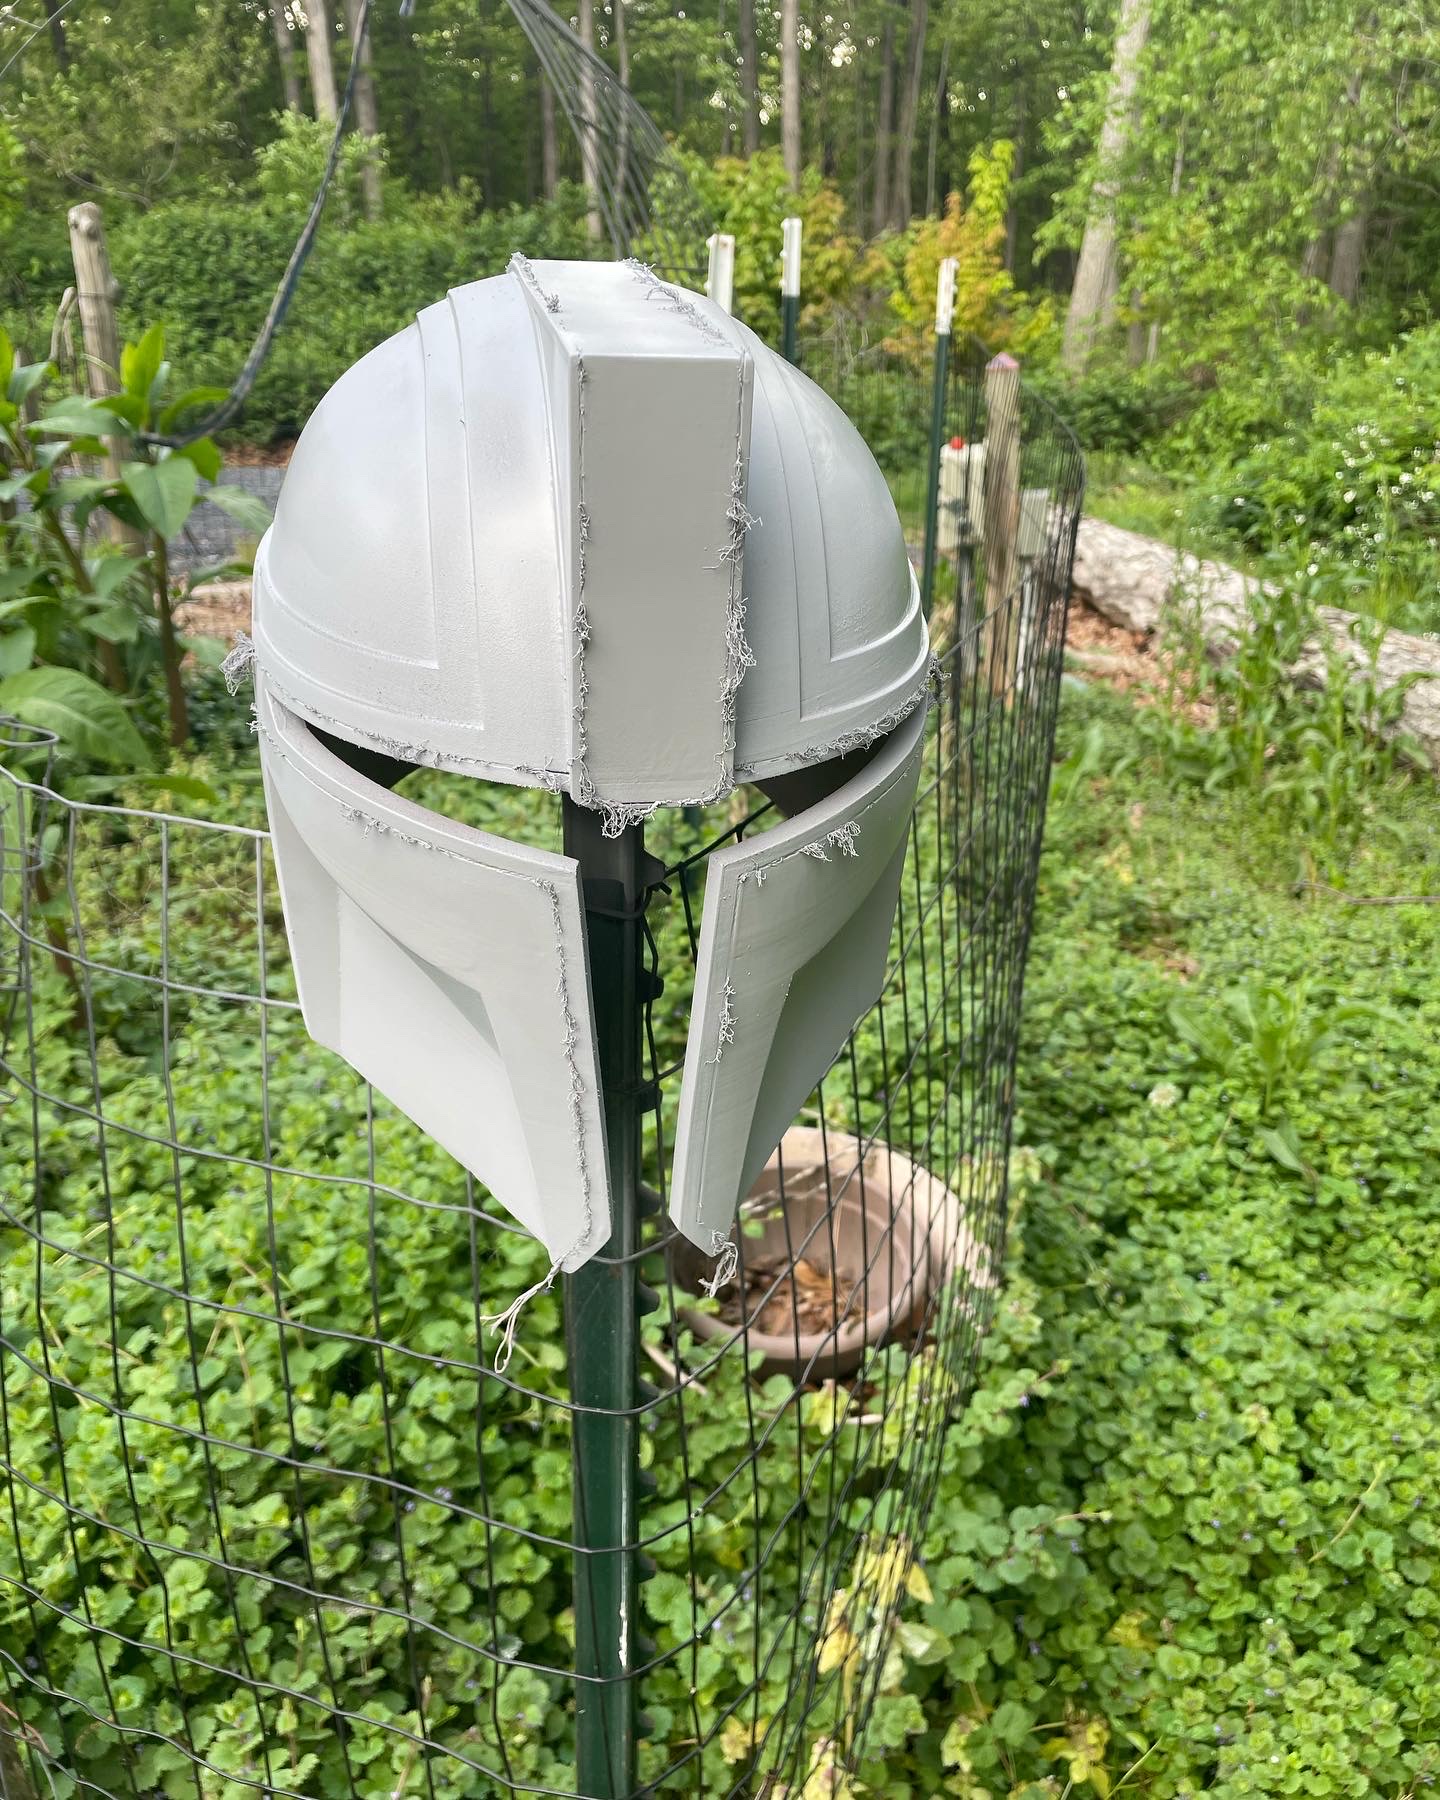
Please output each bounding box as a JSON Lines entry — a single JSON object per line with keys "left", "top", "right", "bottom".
{"left": 671, "top": 1126, "right": 991, "bottom": 1381}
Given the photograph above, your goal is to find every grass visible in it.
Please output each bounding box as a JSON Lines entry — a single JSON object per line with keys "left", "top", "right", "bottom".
{"left": 1082, "top": 452, "right": 1264, "bottom": 575}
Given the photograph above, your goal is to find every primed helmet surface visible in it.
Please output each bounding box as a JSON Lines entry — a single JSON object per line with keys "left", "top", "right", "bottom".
{"left": 251, "top": 257, "right": 929, "bottom": 822}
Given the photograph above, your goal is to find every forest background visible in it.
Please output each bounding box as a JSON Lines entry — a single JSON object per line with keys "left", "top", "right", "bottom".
{"left": 2, "top": 0, "right": 1437, "bottom": 629}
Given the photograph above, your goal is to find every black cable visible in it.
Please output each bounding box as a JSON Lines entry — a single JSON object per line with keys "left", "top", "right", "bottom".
{"left": 141, "top": 0, "right": 382, "bottom": 449}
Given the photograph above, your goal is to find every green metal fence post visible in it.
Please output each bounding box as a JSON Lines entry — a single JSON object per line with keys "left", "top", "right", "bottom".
{"left": 563, "top": 803, "right": 660, "bottom": 1800}
{"left": 919, "top": 255, "right": 958, "bottom": 618}
{"left": 780, "top": 215, "right": 802, "bottom": 365}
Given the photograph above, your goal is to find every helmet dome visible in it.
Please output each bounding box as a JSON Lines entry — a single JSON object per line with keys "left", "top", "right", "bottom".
{"left": 251, "top": 256, "right": 930, "bottom": 826}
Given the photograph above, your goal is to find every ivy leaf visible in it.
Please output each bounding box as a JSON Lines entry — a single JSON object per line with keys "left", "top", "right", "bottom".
{"left": 0, "top": 667, "right": 152, "bottom": 768}
{"left": 122, "top": 457, "right": 198, "bottom": 539}
{"left": 989, "top": 1699, "right": 1034, "bottom": 1746}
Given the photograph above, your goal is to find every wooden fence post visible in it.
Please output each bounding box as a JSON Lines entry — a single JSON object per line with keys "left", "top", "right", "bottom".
{"left": 67, "top": 202, "right": 137, "bottom": 687}
{"left": 982, "top": 351, "right": 1022, "bottom": 695}
{"left": 67, "top": 203, "right": 122, "bottom": 409}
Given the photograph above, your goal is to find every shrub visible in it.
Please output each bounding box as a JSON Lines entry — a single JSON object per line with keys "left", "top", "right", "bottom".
{"left": 874, "top": 142, "right": 1056, "bottom": 370}
{"left": 112, "top": 185, "right": 596, "bottom": 442}
{"left": 643, "top": 147, "right": 862, "bottom": 346}
{"left": 1192, "top": 327, "right": 1440, "bottom": 629}
{"left": 1028, "top": 359, "right": 1195, "bottom": 455}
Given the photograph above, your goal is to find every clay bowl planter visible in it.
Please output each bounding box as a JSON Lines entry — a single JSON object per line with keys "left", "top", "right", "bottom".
{"left": 670, "top": 1125, "right": 989, "bottom": 1382}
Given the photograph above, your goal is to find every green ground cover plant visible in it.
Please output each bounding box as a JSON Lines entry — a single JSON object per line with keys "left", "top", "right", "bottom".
{"left": 2, "top": 667, "right": 1437, "bottom": 1798}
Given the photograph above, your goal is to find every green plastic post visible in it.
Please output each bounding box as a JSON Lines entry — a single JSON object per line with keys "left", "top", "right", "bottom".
{"left": 781, "top": 293, "right": 799, "bottom": 366}
{"left": 919, "top": 325, "right": 951, "bottom": 618}
{"left": 562, "top": 803, "right": 659, "bottom": 1800}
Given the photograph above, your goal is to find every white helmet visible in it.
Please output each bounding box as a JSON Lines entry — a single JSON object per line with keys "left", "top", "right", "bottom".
{"left": 252, "top": 257, "right": 931, "bottom": 1297}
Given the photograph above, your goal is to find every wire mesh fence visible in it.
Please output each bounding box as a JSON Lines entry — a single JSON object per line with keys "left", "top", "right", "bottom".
{"left": 0, "top": 339, "right": 1082, "bottom": 1798}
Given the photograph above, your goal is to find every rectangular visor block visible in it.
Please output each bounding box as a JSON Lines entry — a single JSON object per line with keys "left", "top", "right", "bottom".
{"left": 520, "top": 260, "right": 755, "bottom": 811}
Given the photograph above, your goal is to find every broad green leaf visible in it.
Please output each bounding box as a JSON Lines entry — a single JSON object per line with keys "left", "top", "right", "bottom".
{"left": 122, "top": 456, "right": 198, "bottom": 539}
{"left": 0, "top": 469, "right": 40, "bottom": 504}
{"left": 176, "top": 436, "right": 222, "bottom": 484}
{"left": 101, "top": 391, "right": 146, "bottom": 428}
{"left": 181, "top": 635, "right": 229, "bottom": 669}
{"left": 207, "top": 486, "right": 273, "bottom": 535}
{"left": 51, "top": 476, "right": 113, "bottom": 517}
{"left": 82, "top": 603, "right": 142, "bottom": 645}
{"left": 0, "top": 325, "right": 10, "bottom": 389}
{"left": 121, "top": 324, "right": 165, "bottom": 405}
{"left": 0, "top": 667, "right": 152, "bottom": 768}
{"left": 88, "top": 554, "right": 146, "bottom": 599}
{"left": 31, "top": 397, "right": 126, "bottom": 439}
{"left": 0, "top": 627, "right": 36, "bottom": 678}
{"left": 156, "top": 385, "right": 228, "bottom": 433}
{"left": 67, "top": 770, "right": 218, "bottom": 807}
{"left": 8, "top": 361, "right": 51, "bottom": 407}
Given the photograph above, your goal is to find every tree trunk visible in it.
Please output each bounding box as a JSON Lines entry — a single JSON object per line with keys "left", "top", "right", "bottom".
{"left": 43, "top": 0, "right": 70, "bottom": 72}
{"left": 342, "top": 0, "right": 382, "bottom": 219}
{"left": 1300, "top": 233, "right": 1329, "bottom": 281}
{"left": 886, "top": 0, "right": 928, "bottom": 231}
{"left": 1324, "top": 68, "right": 1369, "bottom": 306}
{"left": 870, "top": 12, "right": 895, "bottom": 238}
{"left": 780, "top": 0, "right": 801, "bottom": 187}
{"left": 1328, "top": 208, "right": 1368, "bottom": 305}
{"left": 540, "top": 71, "right": 559, "bottom": 197}
{"left": 576, "top": 0, "right": 603, "bottom": 239}
{"left": 1060, "top": 0, "right": 1151, "bottom": 373}
{"left": 615, "top": 0, "right": 631, "bottom": 207}
{"left": 67, "top": 203, "right": 137, "bottom": 693}
{"left": 1004, "top": 84, "right": 1026, "bottom": 272}
{"left": 1145, "top": 130, "right": 1183, "bottom": 363}
{"left": 739, "top": 0, "right": 759, "bottom": 154}
{"left": 925, "top": 36, "right": 949, "bottom": 219}
{"left": 305, "top": 0, "right": 339, "bottom": 122}
{"left": 269, "top": 2, "right": 303, "bottom": 111}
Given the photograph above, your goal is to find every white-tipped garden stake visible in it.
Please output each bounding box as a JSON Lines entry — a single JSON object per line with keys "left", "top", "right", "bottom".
{"left": 781, "top": 215, "right": 802, "bottom": 361}
{"left": 706, "top": 232, "right": 736, "bottom": 315}
{"left": 921, "top": 254, "right": 960, "bottom": 611}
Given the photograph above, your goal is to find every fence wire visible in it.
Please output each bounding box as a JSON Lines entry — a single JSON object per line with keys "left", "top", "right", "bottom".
{"left": 0, "top": 349, "right": 1082, "bottom": 1799}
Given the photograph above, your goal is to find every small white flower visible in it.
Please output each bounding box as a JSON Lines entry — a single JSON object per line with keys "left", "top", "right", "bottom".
{"left": 1307, "top": 563, "right": 1318, "bottom": 575}
{"left": 1343, "top": 489, "right": 1356, "bottom": 503}
{"left": 1148, "top": 1082, "right": 1181, "bottom": 1109}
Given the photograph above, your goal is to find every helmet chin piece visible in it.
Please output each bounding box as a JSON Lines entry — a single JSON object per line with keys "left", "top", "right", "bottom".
{"left": 250, "top": 256, "right": 931, "bottom": 1281}
{"left": 669, "top": 701, "right": 929, "bottom": 1259}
